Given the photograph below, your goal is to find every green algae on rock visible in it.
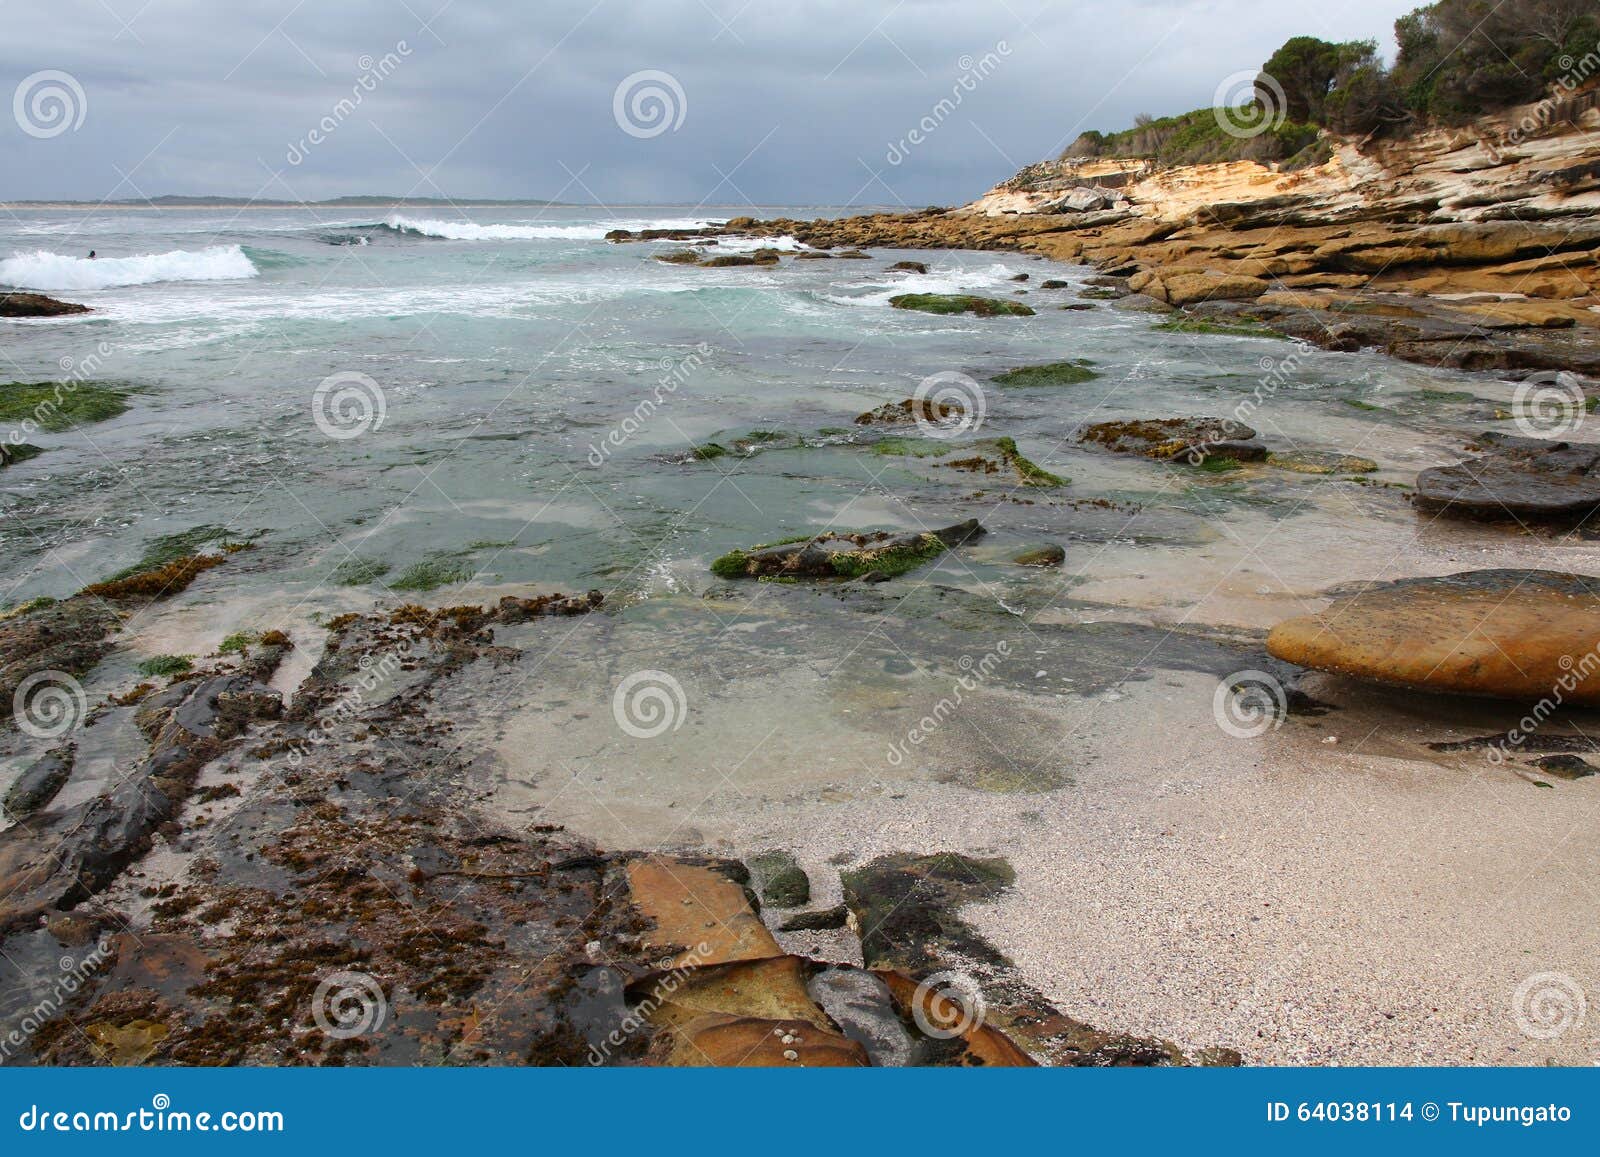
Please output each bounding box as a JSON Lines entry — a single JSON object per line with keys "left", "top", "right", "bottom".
{"left": 888, "top": 294, "right": 1035, "bottom": 317}
{"left": 992, "top": 360, "right": 1098, "bottom": 387}
{"left": 711, "top": 519, "right": 985, "bottom": 580}
{"left": 0, "top": 442, "right": 44, "bottom": 468}
{"left": 0, "top": 382, "right": 130, "bottom": 432}
{"left": 994, "top": 437, "right": 1067, "bottom": 487}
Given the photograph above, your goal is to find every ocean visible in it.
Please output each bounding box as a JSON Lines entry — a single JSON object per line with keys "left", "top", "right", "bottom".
{"left": 0, "top": 203, "right": 1525, "bottom": 845}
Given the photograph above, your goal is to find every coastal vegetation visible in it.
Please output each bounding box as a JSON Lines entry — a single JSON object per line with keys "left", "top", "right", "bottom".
{"left": 1065, "top": 0, "right": 1600, "bottom": 165}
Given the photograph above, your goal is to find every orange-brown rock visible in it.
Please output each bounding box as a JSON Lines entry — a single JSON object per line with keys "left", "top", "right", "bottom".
{"left": 1266, "top": 570, "right": 1600, "bottom": 704}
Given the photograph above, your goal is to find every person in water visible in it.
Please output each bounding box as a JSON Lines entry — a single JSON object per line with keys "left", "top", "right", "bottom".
{"left": 87, "top": 251, "right": 96, "bottom": 259}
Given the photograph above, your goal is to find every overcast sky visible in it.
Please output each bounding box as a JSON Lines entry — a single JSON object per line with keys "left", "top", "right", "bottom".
{"left": 2, "top": 0, "right": 1419, "bottom": 207}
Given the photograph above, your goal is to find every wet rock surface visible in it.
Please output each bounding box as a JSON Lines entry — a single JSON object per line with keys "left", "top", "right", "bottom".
{"left": 1077, "top": 417, "right": 1267, "bottom": 463}
{"left": 0, "top": 292, "right": 91, "bottom": 318}
{"left": 1415, "top": 432, "right": 1600, "bottom": 524}
{"left": 1267, "top": 569, "right": 1600, "bottom": 704}
{"left": 711, "top": 519, "right": 985, "bottom": 581}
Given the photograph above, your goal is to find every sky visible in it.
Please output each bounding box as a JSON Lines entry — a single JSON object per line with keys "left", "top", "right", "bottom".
{"left": 1, "top": 0, "right": 1421, "bottom": 207}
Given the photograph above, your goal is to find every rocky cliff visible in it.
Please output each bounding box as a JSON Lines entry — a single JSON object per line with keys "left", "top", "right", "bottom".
{"left": 726, "top": 85, "right": 1600, "bottom": 375}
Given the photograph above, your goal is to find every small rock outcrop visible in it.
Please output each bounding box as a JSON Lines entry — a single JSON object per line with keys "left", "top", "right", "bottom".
{"left": 1415, "top": 431, "right": 1600, "bottom": 523}
{"left": 1077, "top": 417, "right": 1266, "bottom": 463}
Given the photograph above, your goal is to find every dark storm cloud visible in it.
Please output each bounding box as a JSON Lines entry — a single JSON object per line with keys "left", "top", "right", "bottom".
{"left": 1, "top": 0, "right": 1416, "bottom": 205}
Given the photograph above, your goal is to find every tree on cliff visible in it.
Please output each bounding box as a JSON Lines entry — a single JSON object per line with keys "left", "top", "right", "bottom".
{"left": 1257, "top": 37, "right": 1381, "bottom": 125}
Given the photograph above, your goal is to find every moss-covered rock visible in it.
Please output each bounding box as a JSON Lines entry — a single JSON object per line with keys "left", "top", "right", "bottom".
{"left": 1013, "top": 544, "right": 1066, "bottom": 567}
{"left": 889, "top": 294, "right": 1035, "bottom": 317}
{"left": 1077, "top": 417, "right": 1266, "bottom": 464}
{"left": 749, "top": 850, "right": 809, "bottom": 908}
{"left": 0, "top": 443, "right": 44, "bottom": 468}
{"left": 0, "top": 383, "right": 130, "bottom": 431}
{"left": 711, "top": 519, "right": 985, "bottom": 581}
{"left": 994, "top": 437, "right": 1067, "bottom": 487}
{"left": 992, "top": 360, "right": 1098, "bottom": 387}
{"left": 1267, "top": 450, "right": 1379, "bottom": 475}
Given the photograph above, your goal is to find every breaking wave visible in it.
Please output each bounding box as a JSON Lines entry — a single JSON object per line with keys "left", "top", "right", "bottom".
{"left": 0, "top": 245, "right": 259, "bottom": 291}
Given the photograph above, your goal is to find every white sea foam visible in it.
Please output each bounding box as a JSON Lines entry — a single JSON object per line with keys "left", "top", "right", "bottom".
{"left": 824, "top": 263, "right": 1019, "bottom": 307}
{"left": 0, "top": 245, "right": 259, "bottom": 291}
{"left": 384, "top": 215, "right": 719, "bottom": 242}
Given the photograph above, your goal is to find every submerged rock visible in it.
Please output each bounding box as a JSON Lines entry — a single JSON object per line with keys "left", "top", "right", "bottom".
{"left": 1077, "top": 417, "right": 1266, "bottom": 463}
{"left": 1415, "top": 431, "right": 1600, "bottom": 523}
{"left": 0, "top": 443, "right": 43, "bottom": 468}
{"left": 1267, "top": 569, "right": 1600, "bottom": 704}
{"left": 3, "top": 744, "right": 74, "bottom": 819}
{"left": 853, "top": 397, "right": 965, "bottom": 427}
{"left": 889, "top": 294, "right": 1035, "bottom": 318}
{"left": 711, "top": 519, "right": 985, "bottom": 581}
{"left": 1268, "top": 450, "right": 1378, "bottom": 475}
{"left": 888, "top": 260, "right": 929, "bottom": 274}
{"left": 1533, "top": 754, "right": 1598, "bottom": 780}
{"left": 0, "top": 293, "right": 90, "bottom": 318}
{"left": 1013, "top": 544, "right": 1066, "bottom": 567}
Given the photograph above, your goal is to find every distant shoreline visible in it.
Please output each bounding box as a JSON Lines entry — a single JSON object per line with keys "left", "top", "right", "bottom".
{"left": 0, "top": 201, "right": 870, "bottom": 212}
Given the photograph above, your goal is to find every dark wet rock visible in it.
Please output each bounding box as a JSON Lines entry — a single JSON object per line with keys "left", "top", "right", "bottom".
{"left": 1010, "top": 273, "right": 1030, "bottom": 282}
{"left": 3, "top": 743, "right": 74, "bottom": 819}
{"left": 607, "top": 226, "right": 726, "bottom": 243}
{"left": 700, "top": 252, "right": 779, "bottom": 268}
{"left": 711, "top": 519, "right": 985, "bottom": 581}
{"left": 841, "top": 853, "right": 1190, "bottom": 1066}
{"left": 0, "top": 293, "right": 90, "bottom": 318}
{"left": 888, "top": 260, "right": 929, "bottom": 274}
{"left": 1041, "top": 279, "right": 1070, "bottom": 289}
{"left": 853, "top": 397, "right": 966, "bottom": 427}
{"left": 1533, "top": 754, "right": 1598, "bottom": 779}
{"left": 0, "top": 443, "right": 43, "bottom": 468}
{"left": 1013, "top": 544, "right": 1066, "bottom": 567}
{"left": 793, "top": 250, "right": 834, "bottom": 260}
{"left": 1415, "top": 431, "right": 1600, "bottom": 524}
{"left": 778, "top": 904, "right": 848, "bottom": 931}
{"left": 749, "top": 850, "right": 809, "bottom": 908}
{"left": 1077, "top": 417, "right": 1266, "bottom": 464}
{"left": 1268, "top": 569, "right": 1600, "bottom": 704}
{"left": 1428, "top": 733, "right": 1598, "bottom": 755}
{"left": 653, "top": 249, "right": 705, "bottom": 265}
{"left": 495, "top": 590, "right": 604, "bottom": 622}
{"left": 889, "top": 294, "right": 1034, "bottom": 318}
{"left": 1, "top": 597, "right": 122, "bottom": 731}
{"left": 1059, "top": 302, "right": 1096, "bottom": 311}
{"left": 0, "top": 671, "right": 283, "bottom": 937}
{"left": 836, "top": 250, "right": 872, "bottom": 259}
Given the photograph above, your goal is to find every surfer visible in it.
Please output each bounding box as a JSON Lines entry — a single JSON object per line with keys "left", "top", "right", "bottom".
{"left": 88, "top": 250, "right": 96, "bottom": 259}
